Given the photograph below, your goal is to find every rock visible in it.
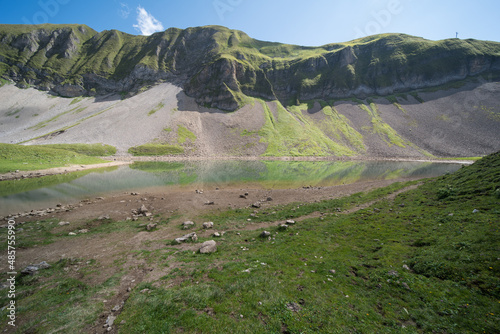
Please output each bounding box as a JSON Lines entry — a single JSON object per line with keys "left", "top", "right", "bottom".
{"left": 239, "top": 194, "right": 247, "bottom": 199}
{"left": 472, "top": 209, "right": 479, "bottom": 213}
{"left": 278, "top": 224, "right": 289, "bottom": 230}
{"left": 267, "top": 197, "right": 273, "bottom": 201}
{"left": 139, "top": 204, "right": 148, "bottom": 215}
{"left": 146, "top": 223, "right": 157, "bottom": 231}
{"left": 182, "top": 221, "right": 195, "bottom": 229}
{"left": 58, "top": 221, "right": 70, "bottom": 226}
{"left": 68, "top": 232, "right": 77, "bottom": 235}
{"left": 205, "top": 201, "right": 215, "bottom": 205}
{"left": 213, "top": 232, "right": 221, "bottom": 237}
{"left": 175, "top": 232, "right": 198, "bottom": 244}
{"left": 286, "top": 220, "right": 295, "bottom": 225}
{"left": 140, "top": 288, "right": 151, "bottom": 294}
{"left": 199, "top": 240, "right": 217, "bottom": 254}
{"left": 78, "top": 229, "right": 89, "bottom": 234}
{"left": 286, "top": 302, "right": 302, "bottom": 312}
{"left": 203, "top": 221, "right": 214, "bottom": 229}
{"left": 105, "top": 315, "right": 116, "bottom": 328}
{"left": 21, "top": 261, "right": 51, "bottom": 276}
{"left": 402, "top": 264, "right": 410, "bottom": 271}
{"left": 252, "top": 202, "right": 261, "bottom": 208}
{"left": 112, "top": 304, "right": 122, "bottom": 312}
{"left": 97, "top": 215, "right": 110, "bottom": 220}
{"left": 260, "top": 231, "right": 271, "bottom": 238}
{"left": 329, "top": 269, "right": 336, "bottom": 274}
{"left": 387, "top": 270, "right": 399, "bottom": 277}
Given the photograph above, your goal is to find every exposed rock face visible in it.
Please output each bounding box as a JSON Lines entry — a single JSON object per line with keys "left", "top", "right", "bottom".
{"left": 1, "top": 24, "right": 499, "bottom": 111}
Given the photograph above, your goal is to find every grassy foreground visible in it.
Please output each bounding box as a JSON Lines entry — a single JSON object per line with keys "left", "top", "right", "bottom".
{"left": 0, "top": 152, "right": 499, "bottom": 333}
{"left": 0, "top": 143, "right": 111, "bottom": 173}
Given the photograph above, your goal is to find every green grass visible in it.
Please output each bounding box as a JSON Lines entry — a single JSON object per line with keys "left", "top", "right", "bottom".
{"left": 148, "top": 102, "right": 165, "bottom": 116}
{"left": 40, "top": 143, "right": 116, "bottom": 156}
{"left": 1, "top": 152, "right": 499, "bottom": 333}
{"left": 121, "top": 152, "right": 500, "bottom": 333}
{"left": 128, "top": 143, "right": 184, "bottom": 156}
{"left": 0, "top": 143, "right": 107, "bottom": 173}
{"left": 177, "top": 125, "right": 197, "bottom": 144}
{"left": 257, "top": 100, "right": 355, "bottom": 157}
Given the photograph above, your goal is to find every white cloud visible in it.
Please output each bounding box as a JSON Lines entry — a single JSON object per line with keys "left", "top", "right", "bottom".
{"left": 119, "top": 3, "right": 131, "bottom": 19}
{"left": 133, "top": 6, "right": 164, "bottom": 36}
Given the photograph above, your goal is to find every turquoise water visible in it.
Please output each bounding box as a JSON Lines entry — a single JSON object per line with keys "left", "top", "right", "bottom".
{"left": 0, "top": 160, "right": 462, "bottom": 216}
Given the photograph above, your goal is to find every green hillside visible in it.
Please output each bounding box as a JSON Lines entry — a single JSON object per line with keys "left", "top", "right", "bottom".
{"left": 1, "top": 151, "right": 498, "bottom": 333}
{"left": 1, "top": 24, "right": 499, "bottom": 110}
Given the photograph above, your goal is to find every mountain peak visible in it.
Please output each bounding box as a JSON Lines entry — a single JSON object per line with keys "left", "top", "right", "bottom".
{"left": 1, "top": 24, "right": 499, "bottom": 110}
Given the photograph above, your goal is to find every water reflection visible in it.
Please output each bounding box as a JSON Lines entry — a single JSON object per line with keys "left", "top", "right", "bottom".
{"left": 0, "top": 160, "right": 461, "bottom": 216}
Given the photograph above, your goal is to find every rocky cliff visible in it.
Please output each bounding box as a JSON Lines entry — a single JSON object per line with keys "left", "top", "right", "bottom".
{"left": 1, "top": 24, "right": 500, "bottom": 110}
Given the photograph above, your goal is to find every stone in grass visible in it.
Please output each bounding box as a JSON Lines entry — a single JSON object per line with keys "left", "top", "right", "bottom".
{"left": 182, "top": 221, "right": 195, "bottom": 229}
{"left": 146, "top": 223, "right": 157, "bottom": 231}
{"left": 21, "top": 261, "right": 51, "bottom": 276}
{"left": 278, "top": 224, "right": 289, "bottom": 230}
{"left": 199, "top": 240, "right": 217, "bottom": 254}
{"left": 104, "top": 315, "right": 116, "bottom": 329}
{"left": 286, "top": 220, "right": 295, "bottom": 225}
{"left": 260, "top": 231, "right": 271, "bottom": 238}
{"left": 58, "top": 221, "right": 70, "bottom": 226}
{"left": 286, "top": 302, "right": 302, "bottom": 312}
{"left": 174, "top": 232, "right": 198, "bottom": 244}
{"left": 203, "top": 221, "right": 214, "bottom": 229}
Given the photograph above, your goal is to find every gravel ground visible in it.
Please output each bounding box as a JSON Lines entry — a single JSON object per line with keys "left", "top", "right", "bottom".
{"left": 0, "top": 81, "right": 498, "bottom": 158}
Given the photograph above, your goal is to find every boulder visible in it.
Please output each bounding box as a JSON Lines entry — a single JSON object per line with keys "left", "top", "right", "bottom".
{"left": 182, "top": 221, "right": 195, "bottom": 229}
{"left": 199, "top": 240, "right": 217, "bottom": 254}
{"left": 174, "top": 232, "right": 198, "bottom": 244}
{"left": 21, "top": 261, "right": 50, "bottom": 276}
{"left": 203, "top": 221, "right": 214, "bottom": 229}
{"left": 260, "top": 231, "right": 271, "bottom": 238}
{"left": 146, "top": 223, "right": 157, "bottom": 231}
{"left": 138, "top": 204, "right": 148, "bottom": 215}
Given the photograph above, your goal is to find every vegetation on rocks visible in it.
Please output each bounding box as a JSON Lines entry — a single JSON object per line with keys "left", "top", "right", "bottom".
{"left": 1, "top": 24, "right": 499, "bottom": 110}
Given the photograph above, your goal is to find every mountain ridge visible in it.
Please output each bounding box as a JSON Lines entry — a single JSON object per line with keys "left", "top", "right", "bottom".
{"left": 1, "top": 24, "right": 500, "bottom": 110}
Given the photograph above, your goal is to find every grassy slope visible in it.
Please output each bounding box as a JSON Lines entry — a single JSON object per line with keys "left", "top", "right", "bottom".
{"left": 1, "top": 152, "right": 498, "bottom": 333}
{"left": 1, "top": 24, "right": 499, "bottom": 99}
{"left": 0, "top": 143, "right": 109, "bottom": 173}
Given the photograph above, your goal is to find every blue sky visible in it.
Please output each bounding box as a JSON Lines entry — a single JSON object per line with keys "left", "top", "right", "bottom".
{"left": 1, "top": 0, "right": 499, "bottom": 46}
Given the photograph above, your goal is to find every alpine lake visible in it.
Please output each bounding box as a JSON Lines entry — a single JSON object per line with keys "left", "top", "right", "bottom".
{"left": 0, "top": 160, "right": 463, "bottom": 216}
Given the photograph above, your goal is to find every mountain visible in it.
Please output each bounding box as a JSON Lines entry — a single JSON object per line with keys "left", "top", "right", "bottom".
{"left": 1, "top": 24, "right": 500, "bottom": 110}
{"left": 0, "top": 24, "right": 499, "bottom": 158}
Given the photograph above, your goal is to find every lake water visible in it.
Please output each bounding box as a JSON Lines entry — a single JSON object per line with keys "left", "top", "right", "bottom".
{"left": 0, "top": 160, "right": 462, "bottom": 216}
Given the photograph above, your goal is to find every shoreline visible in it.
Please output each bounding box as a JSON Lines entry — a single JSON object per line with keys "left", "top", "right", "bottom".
{"left": 0, "top": 155, "right": 474, "bottom": 182}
